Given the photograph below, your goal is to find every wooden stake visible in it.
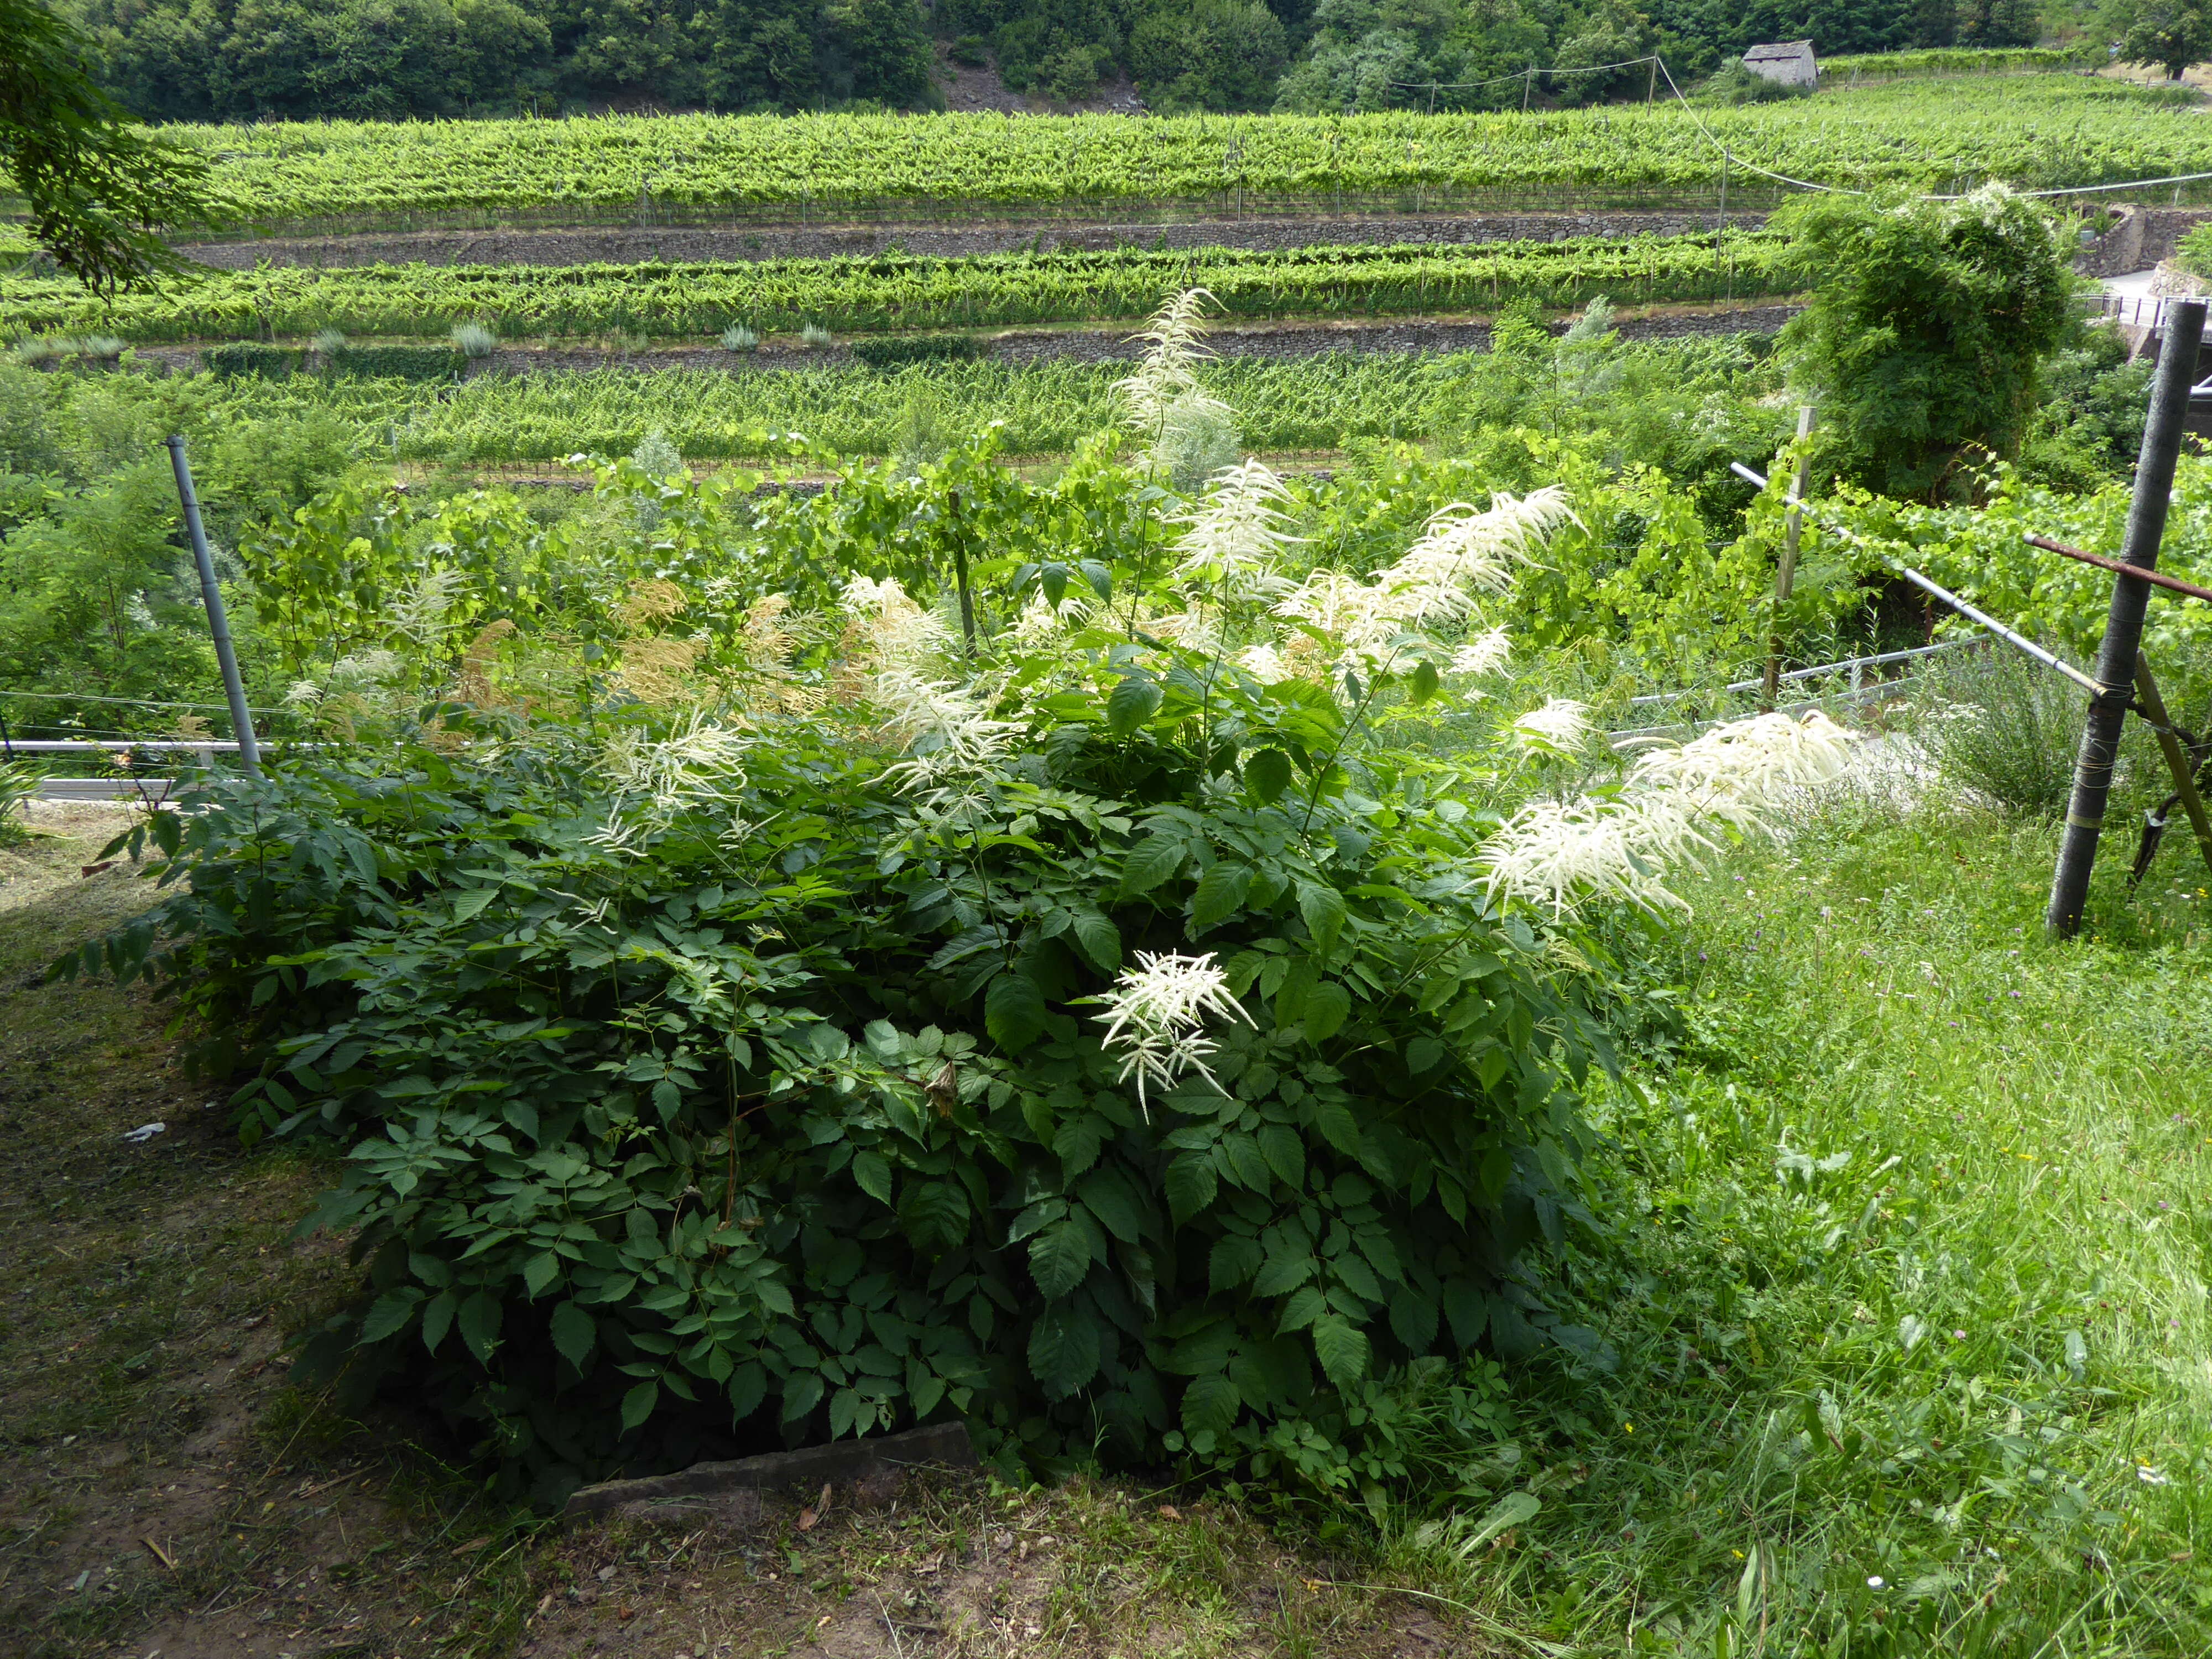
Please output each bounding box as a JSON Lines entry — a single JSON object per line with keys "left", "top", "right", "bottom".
{"left": 946, "top": 488, "right": 977, "bottom": 656}
{"left": 1762, "top": 406, "right": 1814, "bottom": 708}
{"left": 2133, "top": 653, "right": 2212, "bottom": 879}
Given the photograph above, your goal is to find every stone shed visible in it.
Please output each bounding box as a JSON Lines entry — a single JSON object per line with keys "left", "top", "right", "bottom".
{"left": 1743, "top": 40, "right": 1818, "bottom": 87}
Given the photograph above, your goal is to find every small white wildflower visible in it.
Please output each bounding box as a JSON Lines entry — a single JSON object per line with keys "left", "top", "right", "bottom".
{"left": 1510, "top": 698, "right": 1591, "bottom": 755}
{"left": 1867, "top": 1577, "right": 1885, "bottom": 1590}
{"left": 284, "top": 679, "right": 324, "bottom": 708}
{"left": 1094, "top": 950, "right": 1255, "bottom": 1112}
{"left": 1448, "top": 629, "right": 1512, "bottom": 677}
{"left": 2138, "top": 1465, "right": 2169, "bottom": 1486}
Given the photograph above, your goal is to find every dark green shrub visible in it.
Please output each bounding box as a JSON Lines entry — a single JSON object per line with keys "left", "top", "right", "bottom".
{"left": 1919, "top": 646, "right": 2080, "bottom": 820}
{"left": 851, "top": 333, "right": 988, "bottom": 370}
{"left": 204, "top": 343, "right": 305, "bottom": 379}
{"left": 324, "top": 345, "right": 467, "bottom": 382}
{"left": 77, "top": 681, "right": 1615, "bottom": 1505}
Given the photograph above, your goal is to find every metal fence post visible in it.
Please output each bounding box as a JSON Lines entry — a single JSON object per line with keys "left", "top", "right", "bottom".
{"left": 2045, "top": 298, "right": 2204, "bottom": 937}
{"left": 165, "top": 436, "right": 262, "bottom": 778}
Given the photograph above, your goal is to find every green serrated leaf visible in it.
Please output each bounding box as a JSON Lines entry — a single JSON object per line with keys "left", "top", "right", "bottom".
{"left": 550, "top": 1300, "right": 597, "bottom": 1369}
{"left": 359, "top": 1290, "right": 421, "bottom": 1345}
{"left": 1076, "top": 1168, "right": 1144, "bottom": 1243}
{"left": 1209, "top": 1235, "right": 1263, "bottom": 1292}
{"left": 1053, "top": 1116, "right": 1103, "bottom": 1178}
{"left": 620, "top": 1380, "right": 659, "bottom": 1432}
{"left": 457, "top": 1290, "right": 503, "bottom": 1364}
{"left": 1028, "top": 1303, "right": 1100, "bottom": 1400}
{"left": 985, "top": 971, "right": 1047, "bottom": 1052}
{"left": 1165, "top": 1152, "right": 1218, "bottom": 1224}
{"left": 1107, "top": 673, "right": 1165, "bottom": 737}
{"left": 523, "top": 1250, "right": 561, "bottom": 1298}
{"left": 1220, "top": 1131, "right": 1270, "bottom": 1191}
{"left": 1311, "top": 1316, "right": 1371, "bottom": 1389}
{"left": 899, "top": 1179, "right": 972, "bottom": 1255}
{"left": 1191, "top": 862, "right": 1253, "bottom": 930}
{"left": 1303, "top": 980, "right": 1352, "bottom": 1043}
{"left": 852, "top": 1149, "right": 894, "bottom": 1204}
{"left": 1296, "top": 883, "right": 1347, "bottom": 958}
{"left": 1121, "top": 834, "right": 1186, "bottom": 896}
{"left": 1243, "top": 747, "right": 1293, "bottom": 804}
{"left": 1069, "top": 910, "right": 1121, "bottom": 974}
{"left": 1181, "top": 1371, "right": 1241, "bottom": 1438}
{"left": 1029, "top": 1219, "right": 1094, "bottom": 1298}
{"left": 1255, "top": 1123, "right": 1305, "bottom": 1190}
{"left": 420, "top": 1290, "right": 457, "bottom": 1355}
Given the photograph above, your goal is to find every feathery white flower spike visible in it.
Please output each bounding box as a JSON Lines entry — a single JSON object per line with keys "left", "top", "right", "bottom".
{"left": 873, "top": 668, "right": 1021, "bottom": 792}
{"left": 1237, "top": 643, "right": 1290, "bottom": 685}
{"left": 1114, "top": 289, "right": 1228, "bottom": 435}
{"left": 1482, "top": 711, "right": 1860, "bottom": 916}
{"left": 1094, "top": 950, "right": 1255, "bottom": 1115}
{"left": 1374, "top": 488, "right": 1575, "bottom": 628}
{"left": 1510, "top": 698, "right": 1591, "bottom": 755}
{"left": 1627, "top": 710, "right": 1859, "bottom": 822}
{"left": 1448, "top": 629, "right": 1512, "bottom": 678}
{"left": 1168, "top": 459, "right": 1301, "bottom": 586}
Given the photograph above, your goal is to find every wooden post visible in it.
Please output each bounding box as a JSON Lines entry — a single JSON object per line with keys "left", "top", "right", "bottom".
{"left": 2047, "top": 298, "right": 2206, "bottom": 937}
{"left": 946, "top": 488, "right": 977, "bottom": 657}
{"left": 2133, "top": 654, "right": 2212, "bottom": 879}
{"left": 1762, "top": 406, "right": 1815, "bottom": 708}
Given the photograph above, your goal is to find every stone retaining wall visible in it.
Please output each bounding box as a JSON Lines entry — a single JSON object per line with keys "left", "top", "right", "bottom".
{"left": 134, "top": 302, "right": 1800, "bottom": 380}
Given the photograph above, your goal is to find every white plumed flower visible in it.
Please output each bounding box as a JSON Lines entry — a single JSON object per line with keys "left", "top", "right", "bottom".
{"left": 1114, "top": 288, "right": 1227, "bottom": 434}
{"left": 1481, "top": 797, "right": 1689, "bottom": 917}
{"left": 1237, "top": 643, "right": 1290, "bottom": 684}
{"left": 1448, "top": 629, "right": 1512, "bottom": 677}
{"left": 1629, "top": 710, "right": 1860, "bottom": 825}
{"left": 1168, "top": 458, "right": 1301, "bottom": 586}
{"left": 1481, "top": 711, "right": 1860, "bottom": 917}
{"left": 1374, "top": 489, "right": 1573, "bottom": 628}
{"left": 843, "top": 574, "right": 950, "bottom": 666}
{"left": 873, "top": 667, "right": 1021, "bottom": 791}
{"left": 1510, "top": 698, "right": 1591, "bottom": 755}
{"left": 1094, "top": 949, "right": 1255, "bottom": 1112}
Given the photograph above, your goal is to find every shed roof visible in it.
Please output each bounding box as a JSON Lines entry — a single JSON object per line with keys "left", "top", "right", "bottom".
{"left": 1743, "top": 40, "right": 1815, "bottom": 62}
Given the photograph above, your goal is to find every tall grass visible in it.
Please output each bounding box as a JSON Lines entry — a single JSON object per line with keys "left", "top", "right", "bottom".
{"left": 1383, "top": 784, "right": 2212, "bottom": 1656}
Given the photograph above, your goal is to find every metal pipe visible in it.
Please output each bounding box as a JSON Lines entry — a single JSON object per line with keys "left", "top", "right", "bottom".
{"left": 165, "top": 436, "right": 261, "bottom": 778}
{"left": 2048, "top": 298, "right": 2208, "bottom": 938}
{"left": 2027, "top": 533, "right": 2212, "bottom": 604}
{"left": 1728, "top": 460, "right": 2103, "bottom": 695}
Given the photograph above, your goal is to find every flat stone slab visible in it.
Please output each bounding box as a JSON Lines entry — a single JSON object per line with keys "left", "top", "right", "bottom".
{"left": 563, "top": 1420, "right": 975, "bottom": 1516}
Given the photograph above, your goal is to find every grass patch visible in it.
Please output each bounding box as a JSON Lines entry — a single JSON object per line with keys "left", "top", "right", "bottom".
{"left": 1376, "top": 784, "right": 2212, "bottom": 1655}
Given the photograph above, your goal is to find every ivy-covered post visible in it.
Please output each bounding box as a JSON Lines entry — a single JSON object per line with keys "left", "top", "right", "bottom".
{"left": 2046, "top": 297, "right": 2206, "bottom": 938}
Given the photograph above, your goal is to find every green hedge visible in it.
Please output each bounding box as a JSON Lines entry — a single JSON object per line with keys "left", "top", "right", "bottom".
{"left": 204, "top": 343, "right": 305, "bottom": 379}
{"left": 851, "top": 333, "right": 990, "bottom": 369}
{"left": 324, "top": 345, "right": 467, "bottom": 382}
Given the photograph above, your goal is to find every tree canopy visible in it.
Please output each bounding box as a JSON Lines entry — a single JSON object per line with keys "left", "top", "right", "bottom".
{"left": 0, "top": 0, "right": 208, "bottom": 294}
